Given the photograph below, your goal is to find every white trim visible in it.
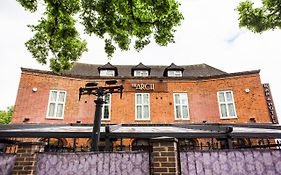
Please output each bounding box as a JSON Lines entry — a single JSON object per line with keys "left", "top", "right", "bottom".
{"left": 101, "top": 94, "right": 111, "bottom": 120}
{"left": 173, "top": 93, "right": 190, "bottom": 120}
{"left": 217, "top": 90, "right": 237, "bottom": 119}
{"left": 100, "top": 70, "right": 115, "bottom": 77}
{"left": 46, "top": 90, "right": 67, "bottom": 119}
{"left": 134, "top": 70, "right": 149, "bottom": 77}
{"left": 168, "top": 70, "right": 182, "bottom": 77}
{"left": 135, "top": 93, "right": 150, "bottom": 120}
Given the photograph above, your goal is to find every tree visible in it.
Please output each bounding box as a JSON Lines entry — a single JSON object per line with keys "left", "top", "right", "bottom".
{"left": 0, "top": 106, "right": 14, "bottom": 124}
{"left": 17, "top": 0, "right": 184, "bottom": 73}
{"left": 237, "top": 0, "right": 281, "bottom": 33}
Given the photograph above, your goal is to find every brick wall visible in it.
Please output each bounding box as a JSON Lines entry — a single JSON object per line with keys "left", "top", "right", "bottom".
{"left": 12, "top": 71, "right": 271, "bottom": 125}
{"left": 151, "top": 137, "right": 179, "bottom": 175}
{"left": 12, "top": 142, "right": 43, "bottom": 175}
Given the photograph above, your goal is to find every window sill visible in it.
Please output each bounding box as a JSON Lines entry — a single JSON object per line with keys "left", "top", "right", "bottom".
{"left": 46, "top": 117, "right": 64, "bottom": 120}
{"left": 175, "top": 118, "right": 190, "bottom": 121}
{"left": 135, "top": 119, "right": 151, "bottom": 121}
{"left": 220, "top": 116, "right": 238, "bottom": 120}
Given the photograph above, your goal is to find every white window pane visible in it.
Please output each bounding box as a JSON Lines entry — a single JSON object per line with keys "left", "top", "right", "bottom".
{"left": 220, "top": 104, "right": 227, "bottom": 117}
{"left": 181, "top": 94, "right": 187, "bottom": 104}
{"left": 100, "top": 70, "right": 115, "bottom": 76}
{"left": 228, "top": 103, "right": 235, "bottom": 116}
{"left": 103, "top": 106, "right": 109, "bottom": 119}
{"left": 50, "top": 91, "right": 57, "bottom": 101}
{"left": 143, "top": 106, "right": 149, "bottom": 118}
{"left": 218, "top": 92, "right": 225, "bottom": 102}
{"left": 168, "top": 71, "right": 182, "bottom": 77}
{"left": 48, "top": 103, "right": 56, "bottom": 117}
{"left": 58, "top": 92, "right": 65, "bottom": 102}
{"left": 137, "top": 106, "right": 142, "bottom": 119}
{"left": 226, "top": 92, "right": 233, "bottom": 102}
{"left": 136, "top": 94, "right": 142, "bottom": 104}
{"left": 143, "top": 94, "right": 149, "bottom": 104}
{"left": 56, "top": 104, "right": 63, "bottom": 118}
{"left": 175, "top": 106, "right": 181, "bottom": 118}
{"left": 182, "top": 106, "right": 188, "bottom": 118}
{"left": 104, "top": 94, "right": 110, "bottom": 103}
{"left": 174, "top": 94, "right": 180, "bottom": 104}
{"left": 134, "top": 70, "right": 148, "bottom": 77}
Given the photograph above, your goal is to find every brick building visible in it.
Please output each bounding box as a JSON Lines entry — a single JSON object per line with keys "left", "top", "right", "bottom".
{"left": 10, "top": 62, "right": 278, "bottom": 150}
{"left": 12, "top": 62, "right": 276, "bottom": 125}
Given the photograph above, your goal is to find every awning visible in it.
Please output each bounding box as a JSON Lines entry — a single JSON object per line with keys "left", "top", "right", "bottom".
{"left": 1, "top": 123, "right": 281, "bottom": 139}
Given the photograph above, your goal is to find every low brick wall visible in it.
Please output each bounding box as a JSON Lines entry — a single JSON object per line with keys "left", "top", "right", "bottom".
{"left": 3, "top": 139, "right": 281, "bottom": 175}
{"left": 151, "top": 137, "right": 179, "bottom": 175}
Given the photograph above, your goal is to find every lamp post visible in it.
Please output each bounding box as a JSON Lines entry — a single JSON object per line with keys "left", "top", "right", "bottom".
{"left": 79, "top": 80, "right": 123, "bottom": 151}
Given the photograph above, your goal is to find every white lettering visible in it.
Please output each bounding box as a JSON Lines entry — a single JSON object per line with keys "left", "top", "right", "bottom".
{"left": 132, "top": 83, "right": 155, "bottom": 91}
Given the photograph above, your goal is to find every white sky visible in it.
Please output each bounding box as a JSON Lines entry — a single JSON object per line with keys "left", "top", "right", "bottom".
{"left": 0, "top": 0, "right": 280, "bottom": 121}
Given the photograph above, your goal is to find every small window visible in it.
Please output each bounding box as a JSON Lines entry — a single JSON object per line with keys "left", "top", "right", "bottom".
{"left": 168, "top": 70, "right": 182, "bottom": 77}
{"left": 174, "top": 93, "right": 189, "bottom": 120}
{"left": 100, "top": 70, "right": 115, "bottom": 77}
{"left": 135, "top": 93, "right": 150, "bottom": 120}
{"left": 217, "top": 90, "right": 237, "bottom": 119}
{"left": 134, "top": 70, "right": 149, "bottom": 77}
{"left": 102, "top": 94, "right": 111, "bottom": 120}
{"left": 46, "top": 90, "right": 66, "bottom": 119}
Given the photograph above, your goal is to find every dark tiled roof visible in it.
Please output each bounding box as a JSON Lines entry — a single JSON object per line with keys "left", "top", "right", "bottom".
{"left": 97, "top": 62, "right": 118, "bottom": 76}
{"left": 132, "top": 62, "right": 151, "bottom": 70}
{"left": 21, "top": 62, "right": 260, "bottom": 80}
{"left": 97, "top": 62, "right": 117, "bottom": 70}
{"left": 163, "top": 63, "right": 184, "bottom": 76}
{"left": 131, "top": 62, "right": 151, "bottom": 76}
{"left": 65, "top": 62, "right": 227, "bottom": 78}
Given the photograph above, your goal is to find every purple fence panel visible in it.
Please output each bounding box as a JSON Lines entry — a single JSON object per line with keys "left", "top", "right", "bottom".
{"left": 36, "top": 152, "right": 149, "bottom": 175}
{"left": 180, "top": 150, "right": 281, "bottom": 175}
{"left": 0, "top": 154, "right": 16, "bottom": 175}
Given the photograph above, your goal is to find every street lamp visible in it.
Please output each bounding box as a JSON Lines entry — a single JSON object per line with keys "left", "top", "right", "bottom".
{"left": 79, "top": 80, "right": 123, "bottom": 151}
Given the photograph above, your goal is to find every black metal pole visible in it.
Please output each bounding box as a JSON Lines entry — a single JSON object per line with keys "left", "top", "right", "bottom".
{"left": 91, "top": 95, "right": 104, "bottom": 151}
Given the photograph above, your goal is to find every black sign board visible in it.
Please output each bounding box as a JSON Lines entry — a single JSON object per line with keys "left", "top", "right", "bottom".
{"left": 263, "top": 83, "right": 278, "bottom": 124}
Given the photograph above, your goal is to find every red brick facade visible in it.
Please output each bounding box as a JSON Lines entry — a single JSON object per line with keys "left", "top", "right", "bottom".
{"left": 12, "top": 67, "right": 271, "bottom": 125}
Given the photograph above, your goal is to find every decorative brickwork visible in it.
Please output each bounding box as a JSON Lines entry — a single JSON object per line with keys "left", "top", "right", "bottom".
{"left": 12, "top": 142, "right": 43, "bottom": 175}
{"left": 151, "top": 137, "right": 179, "bottom": 175}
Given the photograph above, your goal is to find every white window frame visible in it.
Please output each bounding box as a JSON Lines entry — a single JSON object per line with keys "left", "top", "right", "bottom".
{"left": 101, "top": 94, "right": 111, "bottom": 120}
{"left": 217, "top": 90, "right": 237, "bottom": 119}
{"left": 100, "top": 70, "right": 115, "bottom": 77}
{"left": 173, "top": 93, "right": 190, "bottom": 120}
{"left": 134, "top": 70, "right": 149, "bottom": 77}
{"left": 168, "top": 70, "right": 182, "bottom": 77}
{"left": 135, "top": 93, "right": 150, "bottom": 120}
{"left": 46, "top": 90, "right": 67, "bottom": 119}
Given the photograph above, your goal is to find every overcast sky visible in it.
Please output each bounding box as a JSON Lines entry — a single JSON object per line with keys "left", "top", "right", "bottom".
{"left": 1, "top": 0, "right": 280, "bottom": 121}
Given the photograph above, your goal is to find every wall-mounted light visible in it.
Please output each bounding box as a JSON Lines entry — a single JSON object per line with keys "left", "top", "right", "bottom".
{"left": 245, "top": 88, "right": 250, "bottom": 93}
{"left": 32, "top": 87, "right": 38, "bottom": 92}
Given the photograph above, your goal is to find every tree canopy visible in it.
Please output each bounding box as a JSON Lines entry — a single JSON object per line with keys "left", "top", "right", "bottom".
{"left": 17, "top": 0, "right": 184, "bottom": 73}
{"left": 0, "top": 106, "right": 14, "bottom": 124}
{"left": 237, "top": 0, "right": 281, "bottom": 33}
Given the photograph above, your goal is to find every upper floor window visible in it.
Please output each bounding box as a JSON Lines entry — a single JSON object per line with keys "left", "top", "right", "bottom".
{"left": 100, "top": 70, "right": 115, "bottom": 77}
{"left": 174, "top": 93, "right": 189, "bottom": 120}
{"left": 217, "top": 90, "right": 237, "bottom": 119}
{"left": 102, "top": 94, "right": 111, "bottom": 120}
{"left": 135, "top": 93, "right": 150, "bottom": 120}
{"left": 168, "top": 70, "right": 183, "bottom": 77}
{"left": 134, "top": 70, "right": 149, "bottom": 77}
{"left": 46, "top": 90, "right": 66, "bottom": 119}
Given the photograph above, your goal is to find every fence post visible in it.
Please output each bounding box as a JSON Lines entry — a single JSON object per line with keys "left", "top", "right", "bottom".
{"left": 151, "top": 137, "right": 179, "bottom": 175}
{"left": 12, "top": 142, "right": 44, "bottom": 175}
